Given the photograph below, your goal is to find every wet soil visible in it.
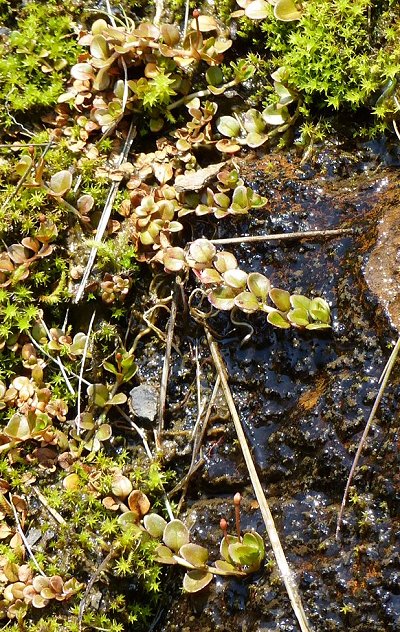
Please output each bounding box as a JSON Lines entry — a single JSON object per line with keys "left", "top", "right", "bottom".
{"left": 133, "top": 141, "right": 400, "bottom": 632}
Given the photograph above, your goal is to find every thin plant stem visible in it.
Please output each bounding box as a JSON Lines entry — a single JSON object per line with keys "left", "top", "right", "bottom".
{"left": 336, "top": 335, "right": 400, "bottom": 539}
{"left": 205, "top": 328, "right": 314, "bottom": 632}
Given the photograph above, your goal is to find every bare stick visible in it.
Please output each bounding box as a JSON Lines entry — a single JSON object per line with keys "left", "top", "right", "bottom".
{"left": 30, "top": 486, "right": 66, "bottom": 525}
{"left": 154, "top": 0, "right": 164, "bottom": 26}
{"left": 174, "top": 376, "right": 221, "bottom": 511}
{"left": 0, "top": 143, "right": 57, "bottom": 148}
{"left": 10, "top": 495, "right": 46, "bottom": 577}
{"left": 76, "top": 310, "right": 96, "bottom": 435}
{"left": 158, "top": 280, "right": 178, "bottom": 433}
{"left": 336, "top": 335, "right": 400, "bottom": 539}
{"left": 115, "top": 406, "right": 153, "bottom": 459}
{"left": 205, "top": 329, "right": 313, "bottom": 632}
{"left": 74, "top": 120, "right": 136, "bottom": 303}
{"left": 209, "top": 228, "right": 353, "bottom": 246}
{"left": 78, "top": 547, "right": 118, "bottom": 632}
{"left": 39, "top": 318, "right": 75, "bottom": 395}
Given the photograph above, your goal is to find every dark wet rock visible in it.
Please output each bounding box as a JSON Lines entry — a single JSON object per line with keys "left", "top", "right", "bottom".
{"left": 128, "top": 384, "right": 159, "bottom": 426}
{"left": 150, "top": 145, "right": 400, "bottom": 632}
{"left": 364, "top": 177, "right": 400, "bottom": 331}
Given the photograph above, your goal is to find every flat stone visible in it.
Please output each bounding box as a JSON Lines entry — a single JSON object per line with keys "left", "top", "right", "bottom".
{"left": 129, "top": 384, "right": 159, "bottom": 426}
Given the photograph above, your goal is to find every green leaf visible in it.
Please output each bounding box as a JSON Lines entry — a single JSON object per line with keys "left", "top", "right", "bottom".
{"left": 87, "top": 383, "right": 109, "bottom": 407}
{"left": 155, "top": 544, "right": 177, "bottom": 564}
{"left": 274, "top": 82, "right": 295, "bottom": 106}
{"left": 231, "top": 185, "right": 248, "bottom": 210}
{"left": 208, "top": 286, "right": 236, "bottom": 311}
{"left": 290, "top": 294, "right": 311, "bottom": 310}
{"left": 179, "top": 543, "right": 209, "bottom": 567}
{"left": 189, "top": 239, "right": 216, "bottom": 265}
{"left": 223, "top": 269, "right": 248, "bottom": 289}
{"left": 247, "top": 273, "right": 270, "bottom": 301}
{"left": 234, "top": 291, "right": 260, "bottom": 313}
{"left": 287, "top": 308, "right": 310, "bottom": 327}
{"left": 269, "top": 288, "right": 291, "bottom": 311}
{"left": 273, "top": 0, "right": 302, "bottom": 22}
{"left": 228, "top": 542, "right": 261, "bottom": 568}
{"left": 246, "top": 131, "right": 268, "bottom": 148}
{"left": 121, "top": 359, "right": 138, "bottom": 383}
{"left": 214, "top": 559, "right": 237, "bottom": 572}
{"left": 243, "top": 531, "right": 265, "bottom": 557}
{"left": 163, "top": 519, "right": 190, "bottom": 553}
{"left": 90, "top": 34, "right": 109, "bottom": 59}
{"left": 217, "top": 116, "right": 241, "bottom": 138}
{"left": 144, "top": 513, "right": 167, "bottom": 538}
{"left": 214, "top": 251, "right": 238, "bottom": 273}
{"left": 262, "top": 104, "right": 289, "bottom": 126}
{"left": 5, "top": 413, "right": 32, "bottom": 440}
{"left": 309, "top": 298, "right": 331, "bottom": 323}
{"left": 118, "top": 511, "right": 140, "bottom": 529}
{"left": 15, "top": 155, "right": 33, "bottom": 177}
{"left": 206, "top": 66, "right": 223, "bottom": 87}
{"left": 243, "top": 109, "right": 266, "bottom": 134}
{"left": 96, "top": 424, "right": 112, "bottom": 441}
{"left": 306, "top": 322, "right": 331, "bottom": 330}
{"left": 182, "top": 570, "right": 213, "bottom": 593}
{"left": 198, "top": 268, "right": 223, "bottom": 284}
{"left": 267, "top": 310, "right": 290, "bottom": 329}
{"left": 48, "top": 170, "right": 72, "bottom": 196}
{"left": 108, "top": 392, "right": 128, "bottom": 406}
{"left": 103, "top": 361, "right": 119, "bottom": 376}
{"left": 245, "top": 0, "right": 271, "bottom": 20}
{"left": 220, "top": 535, "right": 239, "bottom": 562}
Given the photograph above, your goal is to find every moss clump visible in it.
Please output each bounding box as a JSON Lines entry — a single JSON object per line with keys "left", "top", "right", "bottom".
{"left": 269, "top": 0, "right": 400, "bottom": 110}
{"left": 0, "top": 1, "right": 81, "bottom": 131}
{"left": 233, "top": 0, "right": 400, "bottom": 134}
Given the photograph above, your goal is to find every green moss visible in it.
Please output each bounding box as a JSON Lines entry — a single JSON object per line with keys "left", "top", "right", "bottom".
{"left": 0, "top": 1, "right": 81, "bottom": 131}
{"left": 231, "top": 0, "right": 400, "bottom": 133}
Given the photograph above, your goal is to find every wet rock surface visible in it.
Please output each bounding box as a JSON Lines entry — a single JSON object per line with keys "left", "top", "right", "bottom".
{"left": 129, "top": 383, "right": 159, "bottom": 426}
{"left": 137, "top": 143, "right": 400, "bottom": 632}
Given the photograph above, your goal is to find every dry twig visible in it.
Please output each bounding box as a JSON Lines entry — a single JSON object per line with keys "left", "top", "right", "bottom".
{"left": 209, "top": 227, "right": 353, "bottom": 246}
{"left": 336, "top": 335, "right": 400, "bottom": 539}
{"left": 205, "top": 328, "right": 313, "bottom": 632}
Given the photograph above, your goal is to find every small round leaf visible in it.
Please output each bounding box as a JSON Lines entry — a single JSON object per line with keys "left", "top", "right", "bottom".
{"left": 179, "top": 543, "right": 209, "bottom": 567}
{"left": 217, "top": 116, "right": 241, "bottom": 138}
{"left": 234, "top": 291, "right": 260, "bottom": 313}
{"left": 144, "top": 513, "right": 167, "bottom": 538}
{"left": 267, "top": 310, "right": 290, "bottom": 329}
{"left": 163, "top": 519, "right": 190, "bottom": 552}
{"left": 208, "top": 286, "right": 236, "bottom": 311}
{"left": 269, "top": 288, "right": 291, "bottom": 311}
{"left": 247, "top": 273, "right": 270, "bottom": 301}
{"left": 182, "top": 569, "right": 213, "bottom": 593}
{"left": 49, "top": 170, "right": 72, "bottom": 196}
